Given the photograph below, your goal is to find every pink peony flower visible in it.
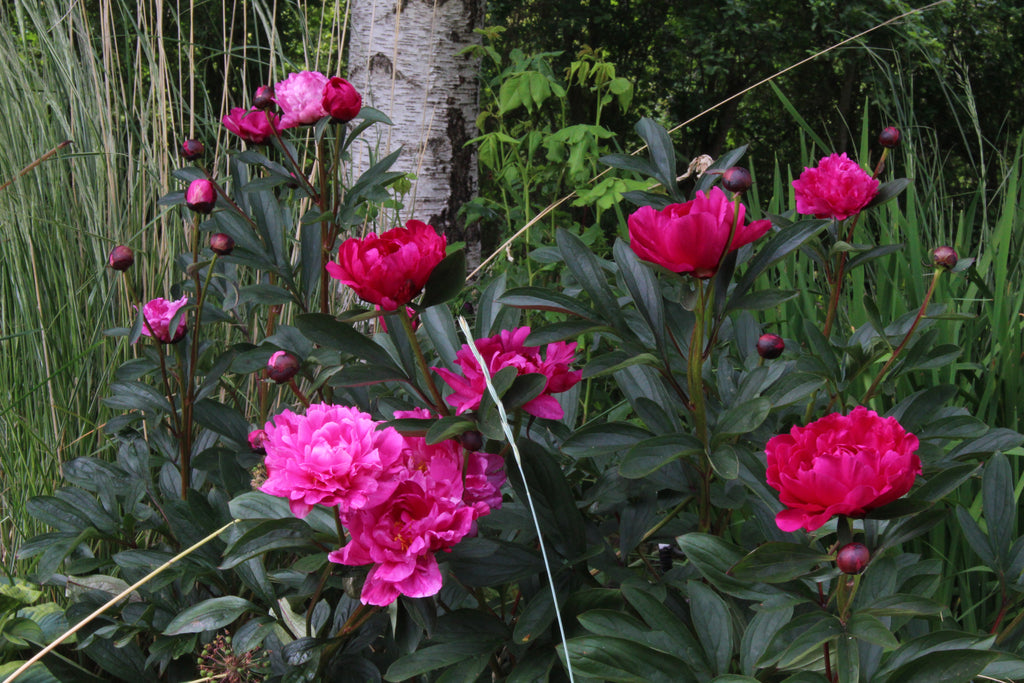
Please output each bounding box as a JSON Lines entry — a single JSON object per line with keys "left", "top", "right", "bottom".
{"left": 765, "top": 406, "right": 921, "bottom": 532}
{"left": 628, "top": 186, "right": 771, "bottom": 278}
{"left": 222, "top": 107, "right": 280, "bottom": 144}
{"left": 260, "top": 404, "right": 405, "bottom": 518}
{"left": 322, "top": 77, "right": 362, "bottom": 123}
{"left": 791, "top": 153, "right": 880, "bottom": 220}
{"left": 328, "top": 472, "right": 476, "bottom": 606}
{"left": 274, "top": 71, "right": 329, "bottom": 128}
{"left": 139, "top": 296, "right": 188, "bottom": 343}
{"left": 325, "top": 220, "right": 447, "bottom": 311}
{"left": 433, "top": 326, "right": 581, "bottom": 420}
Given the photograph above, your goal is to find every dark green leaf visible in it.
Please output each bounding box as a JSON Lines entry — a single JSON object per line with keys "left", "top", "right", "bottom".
{"left": 715, "top": 397, "right": 771, "bottom": 436}
{"left": 613, "top": 238, "right": 665, "bottom": 346}
{"left": 163, "top": 596, "right": 257, "bottom": 635}
{"left": 688, "top": 580, "right": 733, "bottom": 675}
{"left": 193, "top": 399, "right": 249, "bottom": 444}
{"left": 582, "top": 351, "right": 659, "bottom": 379}
{"left": 956, "top": 506, "right": 996, "bottom": 567}
{"left": 419, "top": 250, "right": 466, "bottom": 308}
{"left": 740, "top": 604, "right": 794, "bottom": 675}
{"left": 620, "top": 434, "right": 703, "bottom": 479}
{"left": 733, "top": 219, "right": 828, "bottom": 299}
{"left": 725, "top": 289, "right": 799, "bottom": 312}
{"left": 384, "top": 641, "right": 498, "bottom": 680}
{"left": 836, "top": 634, "right": 859, "bottom": 683}
{"left": 500, "top": 286, "right": 597, "bottom": 319}
{"left": 560, "top": 635, "right": 695, "bottom": 683}
{"left": 329, "top": 363, "right": 409, "bottom": 387}
{"left": 563, "top": 422, "right": 653, "bottom": 457}
{"left": 635, "top": 117, "right": 678, "bottom": 191}
{"left": 238, "top": 284, "right": 296, "bottom": 306}
{"left": 729, "top": 543, "right": 829, "bottom": 583}
{"left": 879, "top": 649, "right": 997, "bottom": 683}
{"left": 556, "top": 229, "right": 625, "bottom": 328}
{"left": 220, "top": 519, "right": 316, "bottom": 569}
{"left": 425, "top": 416, "right": 477, "bottom": 444}
{"left": 983, "top": 452, "right": 1014, "bottom": 562}
{"left": 847, "top": 613, "right": 898, "bottom": 649}
{"left": 864, "top": 178, "right": 912, "bottom": 210}
{"left": 294, "top": 313, "right": 398, "bottom": 368}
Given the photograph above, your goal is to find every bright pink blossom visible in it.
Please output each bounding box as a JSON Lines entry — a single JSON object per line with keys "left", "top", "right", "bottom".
{"left": 222, "top": 107, "right": 279, "bottom": 144}
{"left": 628, "top": 186, "right": 771, "bottom": 278}
{"left": 260, "top": 404, "right": 405, "bottom": 518}
{"left": 434, "top": 327, "right": 581, "bottom": 420}
{"left": 274, "top": 71, "right": 329, "bottom": 128}
{"left": 139, "top": 296, "right": 188, "bottom": 344}
{"left": 322, "top": 77, "right": 362, "bottom": 122}
{"left": 765, "top": 406, "right": 921, "bottom": 532}
{"left": 792, "top": 153, "right": 880, "bottom": 220}
{"left": 326, "top": 220, "right": 447, "bottom": 311}
{"left": 248, "top": 429, "right": 268, "bottom": 453}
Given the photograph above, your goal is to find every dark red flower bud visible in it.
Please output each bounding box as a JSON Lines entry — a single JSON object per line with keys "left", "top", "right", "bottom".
{"left": 181, "top": 139, "right": 205, "bottom": 161}
{"left": 931, "top": 246, "right": 958, "bottom": 270}
{"left": 837, "top": 542, "right": 870, "bottom": 574}
{"left": 209, "top": 233, "right": 235, "bottom": 255}
{"left": 185, "top": 179, "right": 217, "bottom": 213}
{"left": 322, "top": 77, "right": 362, "bottom": 123}
{"left": 107, "top": 245, "right": 134, "bottom": 271}
{"left": 253, "top": 85, "right": 275, "bottom": 110}
{"left": 879, "top": 127, "right": 901, "bottom": 149}
{"left": 756, "top": 333, "right": 785, "bottom": 360}
{"left": 722, "top": 166, "right": 752, "bottom": 193}
{"left": 267, "top": 350, "right": 300, "bottom": 383}
{"left": 460, "top": 430, "right": 484, "bottom": 451}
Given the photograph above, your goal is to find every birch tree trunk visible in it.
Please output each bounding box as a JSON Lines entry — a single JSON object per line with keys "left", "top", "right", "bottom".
{"left": 347, "top": 0, "right": 482, "bottom": 256}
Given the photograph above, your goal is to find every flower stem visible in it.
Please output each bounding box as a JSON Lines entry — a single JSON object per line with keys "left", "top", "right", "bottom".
{"left": 863, "top": 268, "right": 943, "bottom": 402}
{"left": 399, "top": 310, "right": 449, "bottom": 415}
{"left": 687, "top": 280, "right": 708, "bottom": 445}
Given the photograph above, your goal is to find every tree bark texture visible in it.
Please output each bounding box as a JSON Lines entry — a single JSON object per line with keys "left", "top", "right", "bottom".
{"left": 347, "top": 0, "right": 481, "bottom": 251}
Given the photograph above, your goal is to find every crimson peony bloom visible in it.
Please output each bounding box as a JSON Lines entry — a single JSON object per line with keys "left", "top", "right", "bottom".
{"left": 765, "top": 406, "right": 921, "bottom": 532}
{"left": 322, "top": 77, "right": 362, "bottom": 123}
{"left": 433, "top": 326, "right": 581, "bottom": 420}
{"left": 627, "top": 186, "right": 771, "bottom": 278}
{"left": 791, "top": 153, "right": 880, "bottom": 220}
{"left": 259, "top": 404, "right": 406, "bottom": 518}
{"left": 139, "top": 296, "right": 188, "bottom": 343}
{"left": 222, "top": 107, "right": 280, "bottom": 144}
{"left": 326, "top": 220, "right": 447, "bottom": 311}
{"left": 274, "top": 70, "right": 329, "bottom": 128}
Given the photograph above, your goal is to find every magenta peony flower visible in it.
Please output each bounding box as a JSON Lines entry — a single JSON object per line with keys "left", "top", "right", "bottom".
{"left": 139, "top": 296, "right": 188, "bottom": 343}
{"left": 274, "top": 70, "right": 329, "bottom": 128}
{"left": 791, "top": 153, "right": 880, "bottom": 220}
{"left": 222, "top": 107, "right": 280, "bottom": 144}
{"left": 433, "top": 326, "right": 581, "bottom": 420}
{"left": 329, "top": 471, "right": 476, "bottom": 606}
{"left": 628, "top": 186, "right": 771, "bottom": 278}
{"left": 260, "top": 404, "right": 405, "bottom": 518}
{"left": 326, "top": 220, "right": 447, "bottom": 311}
{"left": 765, "top": 406, "right": 921, "bottom": 532}
{"left": 322, "top": 77, "right": 362, "bottom": 123}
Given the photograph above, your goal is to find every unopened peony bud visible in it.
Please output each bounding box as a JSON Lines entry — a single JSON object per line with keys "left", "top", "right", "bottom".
{"left": 253, "top": 85, "right": 275, "bottom": 110}
{"left": 722, "top": 166, "right": 752, "bottom": 193}
{"left": 185, "top": 179, "right": 217, "bottom": 214}
{"left": 757, "top": 333, "right": 785, "bottom": 360}
{"left": 180, "top": 139, "right": 205, "bottom": 161}
{"left": 209, "top": 233, "right": 235, "bottom": 255}
{"left": 931, "top": 246, "right": 958, "bottom": 270}
{"left": 460, "top": 430, "right": 484, "bottom": 451}
{"left": 879, "top": 126, "right": 901, "bottom": 149}
{"left": 107, "top": 245, "right": 134, "bottom": 271}
{"left": 248, "top": 428, "right": 268, "bottom": 453}
{"left": 322, "top": 77, "right": 362, "bottom": 123}
{"left": 837, "top": 542, "right": 870, "bottom": 574}
{"left": 267, "top": 350, "right": 300, "bottom": 383}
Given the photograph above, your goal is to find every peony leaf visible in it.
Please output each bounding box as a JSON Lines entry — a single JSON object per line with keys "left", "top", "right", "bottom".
{"left": 163, "top": 596, "right": 257, "bottom": 636}
{"left": 419, "top": 249, "right": 466, "bottom": 309}
{"left": 729, "top": 542, "right": 829, "bottom": 583}
{"left": 613, "top": 238, "right": 665, "bottom": 347}
{"left": 982, "top": 452, "right": 1014, "bottom": 562}
{"left": 687, "top": 580, "right": 734, "bottom": 675}
{"left": 620, "top": 434, "right": 703, "bottom": 479}
{"left": 558, "top": 635, "right": 697, "bottom": 683}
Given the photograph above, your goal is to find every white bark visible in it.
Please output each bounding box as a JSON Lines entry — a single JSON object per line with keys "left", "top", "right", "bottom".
{"left": 347, "top": 0, "right": 481, "bottom": 249}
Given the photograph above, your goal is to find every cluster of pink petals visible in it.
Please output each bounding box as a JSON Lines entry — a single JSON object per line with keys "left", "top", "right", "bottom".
{"left": 221, "top": 107, "right": 280, "bottom": 144}
{"left": 139, "top": 296, "right": 189, "bottom": 344}
{"left": 260, "top": 404, "right": 405, "bottom": 518}
{"left": 274, "top": 71, "right": 329, "bottom": 129}
{"left": 765, "top": 406, "right": 921, "bottom": 532}
{"left": 434, "top": 326, "right": 581, "bottom": 420}
{"left": 792, "top": 153, "right": 880, "bottom": 220}
{"left": 463, "top": 451, "right": 506, "bottom": 517}
{"left": 326, "top": 408, "right": 494, "bottom": 606}
{"left": 326, "top": 220, "right": 447, "bottom": 311}
{"left": 628, "top": 186, "right": 771, "bottom": 278}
